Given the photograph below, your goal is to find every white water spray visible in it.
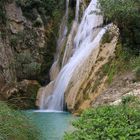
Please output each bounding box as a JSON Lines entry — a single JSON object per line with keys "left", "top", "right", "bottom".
{"left": 40, "top": 0, "right": 106, "bottom": 111}
{"left": 54, "top": 0, "right": 69, "bottom": 60}
{"left": 49, "top": 0, "right": 70, "bottom": 80}
{"left": 61, "top": 0, "right": 81, "bottom": 67}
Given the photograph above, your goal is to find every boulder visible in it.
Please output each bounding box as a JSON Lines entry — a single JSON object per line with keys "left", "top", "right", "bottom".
{"left": 0, "top": 80, "right": 40, "bottom": 109}
{"left": 5, "top": 1, "right": 24, "bottom": 33}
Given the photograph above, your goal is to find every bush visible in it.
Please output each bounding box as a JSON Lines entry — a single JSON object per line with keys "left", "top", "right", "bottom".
{"left": 16, "top": 0, "right": 65, "bottom": 21}
{"left": 33, "top": 17, "right": 43, "bottom": 27}
{"left": 64, "top": 97, "right": 140, "bottom": 140}
{"left": 101, "top": 43, "right": 140, "bottom": 84}
{"left": 0, "top": 1, "right": 7, "bottom": 24}
{"left": 0, "top": 102, "right": 41, "bottom": 140}
{"left": 15, "top": 51, "right": 41, "bottom": 79}
{"left": 135, "top": 67, "right": 140, "bottom": 81}
{"left": 10, "top": 36, "right": 19, "bottom": 47}
{"left": 98, "top": 0, "right": 140, "bottom": 53}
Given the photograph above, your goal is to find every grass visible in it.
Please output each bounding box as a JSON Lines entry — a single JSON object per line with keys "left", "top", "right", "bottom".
{"left": 0, "top": 101, "right": 41, "bottom": 140}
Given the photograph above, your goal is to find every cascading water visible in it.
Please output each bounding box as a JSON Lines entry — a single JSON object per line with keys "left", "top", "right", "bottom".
{"left": 74, "top": 0, "right": 103, "bottom": 49}
{"left": 54, "top": 0, "right": 69, "bottom": 59}
{"left": 61, "top": 0, "right": 80, "bottom": 67}
{"left": 39, "top": 0, "right": 108, "bottom": 111}
{"left": 75, "top": 0, "right": 80, "bottom": 22}
{"left": 49, "top": 0, "right": 69, "bottom": 81}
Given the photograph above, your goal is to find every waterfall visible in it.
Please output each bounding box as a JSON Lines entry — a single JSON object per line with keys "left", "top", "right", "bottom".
{"left": 39, "top": 0, "right": 106, "bottom": 111}
{"left": 49, "top": 0, "right": 69, "bottom": 81}
{"left": 61, "top": 0, "right": 81, "bottom": 67}
{"left": 74, "top": 0, "right": 103, "bottom": 49}
{"left": 75, "top": 0, "right": 80, "bottom": 22}
{"left": 54, "top": 0, "right": 69, "bottom": 61}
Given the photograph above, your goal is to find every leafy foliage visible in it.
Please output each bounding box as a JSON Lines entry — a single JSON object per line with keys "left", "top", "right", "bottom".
{"left": 16, "top": 0, "right": 65, "bottom": 22}
{"left": 98, "top": 0, "right": 140, "bottom": 53}
{"left": 14, "top": 51, "right": 41, "bottom": 80}
{"left": 101, "top": 43, "right": 140, "bottom": 83}
{"left": 135, "top": 67, "right": 140, "bottom": 81}
{"left": 64, "top": 97, "right": 140, "bottom": 140}
{"left": 0, "top": 0, "right": 7, "bottom": 24}
{"left": 0, "top": 102, "right": 41, "bottom": 140}
{"left": 15, "top": 0, "right": 65, "bottom": 83}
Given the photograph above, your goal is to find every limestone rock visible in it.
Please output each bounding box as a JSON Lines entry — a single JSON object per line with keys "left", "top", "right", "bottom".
{"left": 110, "top": 88, "right": 140, "bottom": 105}
{"left": 0, "top": 31, "right": 16, "bottom": 84}
{"left": 65, "top": 25, "right": 119, "bottom": 113}
{"left": 0, "top": 80, "right": 40, "bottom": 109}
{"left": 9, "top": 21, "right": 24, "bottom": 34}
{"left": 5, "top": 1, "right": 24, "bottom": 33}
{"left": 5, "top": 2, "right": 24, "bottom": 22}
{"left": 92, "top": 72, "right": 140, "bottom": 107}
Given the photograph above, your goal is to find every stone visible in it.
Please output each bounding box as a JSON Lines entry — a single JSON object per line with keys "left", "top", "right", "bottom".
{"left": 92, "top": 72, "right": 140, "bottom": 107}
{"left": 5, "top": 2, "right": 24, "bottom": 22}
{"left": 5, "top": 1, "right": 24, "bottom": 33}
{"left": 0, "top": 80, "right": 40, "bottom": 109}
{"left": 64, "top": 25, "right": 119, "bottom": 113}
{"left": 0, "top": 31, "right": 16, "bottom": 84}
{"left": 9, "top": 21, "right": 24, "bottom": 34}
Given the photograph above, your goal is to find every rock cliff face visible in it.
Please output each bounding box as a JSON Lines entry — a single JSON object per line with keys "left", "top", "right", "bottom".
{"left": 0, "top": 1, "right": 47, "bottom": 83}
{"left": 65, "top": 25, "right": 119, "bottom": 114}
{"left": 92, "top": 72, "right": 140, "bottom": 107}
{"left": 5, "top": 1, "right": 46, "bottom": 82}
{"left": 0, "top": 0, "right": 64, "bottom": 108}
{"left": 1, "top": 80, "right": 40, "bottom": 109}
{"left": 1, "top": 0, "right": 138, "bottom": 112}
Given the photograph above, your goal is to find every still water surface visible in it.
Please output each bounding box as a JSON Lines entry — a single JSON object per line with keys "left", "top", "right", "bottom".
{"left": 24, "top": 111, "right": 74, "bottom": 140}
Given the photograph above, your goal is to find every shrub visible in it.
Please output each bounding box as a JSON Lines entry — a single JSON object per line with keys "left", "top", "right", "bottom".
{"left": 98, "top": 0, "right": 140, "bottom": 53}
{"left": 15, "top": 51, "right": 41, "bottom": 79}
{"left": 0, "top": 101, "right": 41, "bottom": 140}
{"left": 64, "top": 97, "right": 140, "bottom": 140}
{"left": 10, "top": 36, "right": 18, "bottom": 47}
{"left": 101, "top": 43, "right": 140, "bottom": 84}
{"left": 135, "top": 67, "right": 140, "bottom": 81}
{"left": 0, "top": 1, "right": 7, "bottom": 24}
{"left": 122, "top": 95, "right": 138, "bottom": 105}
{"left": 16, "top": 0, "right": 65, "bottom": 21}
{"left": 33, "top": 17, "right": 43, "bottom": 27}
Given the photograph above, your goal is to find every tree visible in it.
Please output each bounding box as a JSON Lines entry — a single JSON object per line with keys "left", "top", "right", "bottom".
{"left": 98, "top": 0, "right": 140, "bottom": 53}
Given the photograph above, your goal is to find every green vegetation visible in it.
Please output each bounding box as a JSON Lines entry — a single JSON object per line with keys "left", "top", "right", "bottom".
{"left": 101, "top": 43, "right": 140, "bottom": 83}
{"left": 33, "top": 17, "right": 43, "bottom": 27}
{"left": 16, "top": 0, "right": 65, "bottom": 23}
{"left": 10, "top": 29, "right": 43, "bottom": 80}
{"left": 0, "top": 0, "right": 7, "bottom": 25}
{"left": 98, "top": 0, "right": 140, "bottom": 53}
{"left": 0, "top": 101, "right": 41, "bottom": 140}
{"left": 101, "top": 30, "right": 116, "bottom": 44}
{"left": 7, "top": 82, "right": 41, "bottom": 109}
{"left": 100, "top": 8, "right": 140, "bottom": 83}
{"left": 15, "top": 0, "right": 66, "bottom": 83}
{"left": 15, "top": 51, "right": 41, "bottom": 80}
{"left": 135, "top": 67, "right": 140, "bottom": 81}
{"left": 64, "top": 96, "right": 140, "bottom": 140}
